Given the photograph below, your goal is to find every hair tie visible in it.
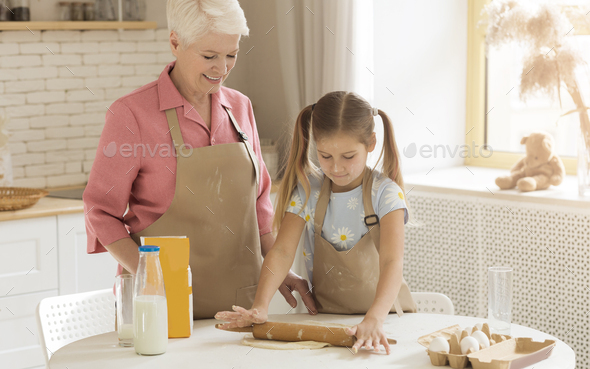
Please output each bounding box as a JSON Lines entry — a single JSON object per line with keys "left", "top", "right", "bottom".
{"left": 312, "top": 103, "right": 316, "bottom": 111}
{"left": 372, "top": 107, "right": 379, "bottom": 116}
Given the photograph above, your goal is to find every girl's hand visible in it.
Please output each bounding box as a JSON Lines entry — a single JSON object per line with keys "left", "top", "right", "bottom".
{"left": 214, "top": 305, "right": 268, "bottom": 329}
{"left": 345, "top": 315, "right": 391, "bottom": 355}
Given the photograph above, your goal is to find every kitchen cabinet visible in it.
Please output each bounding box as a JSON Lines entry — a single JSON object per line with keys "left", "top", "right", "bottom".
{"left": 57, "top": 213, "right": 118, "bottom": 295}
{"left": 0, "top": 291, "right": 56, "bottom": 369}
{"left": 0, "top": 211, "right": 116, "bottom": 369}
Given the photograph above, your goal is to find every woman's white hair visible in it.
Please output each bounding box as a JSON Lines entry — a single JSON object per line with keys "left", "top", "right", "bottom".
{"left": 167, "top": 0, "right": 249, "bottom": 48}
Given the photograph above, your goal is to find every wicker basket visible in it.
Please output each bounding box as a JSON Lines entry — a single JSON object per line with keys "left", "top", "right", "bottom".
{"left": 0, "top": 187, "right": 49, "bottom": 211}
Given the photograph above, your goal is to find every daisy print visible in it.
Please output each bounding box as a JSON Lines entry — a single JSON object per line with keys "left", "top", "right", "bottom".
{"left": 303, "top": 207, "right": 314, "bottom": 224}
{"left": 314, "top": 191, "right": 320, "bottom": 200}
{"left": 331, "top": 227, "right": 355, "bottom": 249}
{"left": 303, "top": 249, "right": 311, "bottom": 263}
{"left": 287, "top": 194, "right": 302, "bottom": 212}
{"left": 347, "top": 197, "right": 359, "bottom": 210}
{"left": 384, "top": 186, "right": 404, "bottom": 205}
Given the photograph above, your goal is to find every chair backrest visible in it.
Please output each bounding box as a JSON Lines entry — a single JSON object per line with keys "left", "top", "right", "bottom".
{"left": 411, "top": 292, "right": 454, "bottom": 315}
{"left": 36, "top": 289, "right": 115, "bottom": 365}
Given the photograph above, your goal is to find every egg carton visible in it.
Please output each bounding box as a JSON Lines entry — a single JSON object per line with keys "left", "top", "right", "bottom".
{"left": 417, "top": 323, "right": 507, "bottom": 368}
{"left": 417, "top": 323, "right": 555, "bottom": 369}
{"left": 418, "top": 323, "right": 556, "bottom": 369}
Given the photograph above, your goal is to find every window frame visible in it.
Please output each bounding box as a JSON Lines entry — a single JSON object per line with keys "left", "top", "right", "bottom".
{"left": 465, "top": 0, "right": 588, "bottom": 175}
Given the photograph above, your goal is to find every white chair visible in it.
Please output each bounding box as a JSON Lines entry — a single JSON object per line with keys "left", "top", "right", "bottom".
{"left": 412, "top": 292, "right": 454, "bottom": 315}
{"left": 36, "top": 289, "right": 116, "bottom": 365}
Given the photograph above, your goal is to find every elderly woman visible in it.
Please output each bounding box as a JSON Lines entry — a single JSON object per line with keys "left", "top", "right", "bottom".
{"left": 84, "top": 0, "right": 315, "bottom": 319}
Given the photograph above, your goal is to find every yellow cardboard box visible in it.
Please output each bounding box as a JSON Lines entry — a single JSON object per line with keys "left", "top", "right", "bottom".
{"left": 140, "top": 236, "right": 192, "bottom": 338}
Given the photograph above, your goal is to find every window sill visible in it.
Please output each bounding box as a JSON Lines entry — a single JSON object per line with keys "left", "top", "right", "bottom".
{"left": 404, "top": 166, "right": 590, "bottom": 209}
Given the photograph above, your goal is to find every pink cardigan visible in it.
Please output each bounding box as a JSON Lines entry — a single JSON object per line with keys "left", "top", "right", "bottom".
{"left": 84, "top": 60, "right": 273, "bottom": 255}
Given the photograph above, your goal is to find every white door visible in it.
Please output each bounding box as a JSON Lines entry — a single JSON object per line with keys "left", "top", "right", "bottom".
{"left": 57, "top": 213, "right": 119, "bottom": 295}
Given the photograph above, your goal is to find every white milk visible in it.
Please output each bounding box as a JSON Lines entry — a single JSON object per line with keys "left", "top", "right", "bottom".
{"left": 133, "top": 295, "right": 168, "bottom": 355}
{"left": 118, "top": 323, "right": 134, "bottom": 340}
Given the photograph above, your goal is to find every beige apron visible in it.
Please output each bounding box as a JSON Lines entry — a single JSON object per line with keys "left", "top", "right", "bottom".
{"left": 312, "top": 167, "right": 417, "bottom": 315}
{"left": 130, "top": 106, "right": 262, "bottom": 319}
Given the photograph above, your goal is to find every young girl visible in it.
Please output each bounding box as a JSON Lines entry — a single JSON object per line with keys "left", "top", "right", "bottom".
{"left": 216, "top": 91, "right": 416, "bottom": 354}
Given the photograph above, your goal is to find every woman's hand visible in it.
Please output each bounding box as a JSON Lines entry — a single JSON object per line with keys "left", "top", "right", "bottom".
{"left": 345, "top": 315, "right": 391, "bottom": 355}
{"left": 279, "top": 271, "right": 318, "bottom": 315}
{"left": 214, "top": 305, "right": 268, "bottom": 329}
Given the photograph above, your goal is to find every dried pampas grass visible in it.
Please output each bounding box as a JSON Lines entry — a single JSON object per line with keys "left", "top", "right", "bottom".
{"left": 520, "top": 42, "right": 584, "bottom": 102}
{"left": 481, "top": 0, "right": 590, "bottom": 150}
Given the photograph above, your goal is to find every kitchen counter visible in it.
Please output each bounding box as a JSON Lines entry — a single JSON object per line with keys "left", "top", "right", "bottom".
{"left": 0, "top": 196, "right": 83, "bottom": 222}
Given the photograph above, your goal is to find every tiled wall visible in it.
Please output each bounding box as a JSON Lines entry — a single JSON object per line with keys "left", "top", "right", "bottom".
{"left": 0, "top": 29, "right": 174, "bottom": 188}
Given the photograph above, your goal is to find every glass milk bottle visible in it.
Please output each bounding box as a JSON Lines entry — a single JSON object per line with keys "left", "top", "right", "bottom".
{"left": 134, "top": 246, "right": 168, "bottom": 355}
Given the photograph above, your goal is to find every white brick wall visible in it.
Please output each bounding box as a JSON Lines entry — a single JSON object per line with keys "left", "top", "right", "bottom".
{"left": 0, "top": 55, "right": 42, "bottom": 68}
{"left": 5, "top": 80, "right": 45, "bottom": 93}
{"left": 20, "top": 42, "right": 60, "bottom": 55}
{"left": 99, "top": 42, "right": 137, "bottom": 53}
{"left": 17, "top": 66, "right": 58, "bottom": 80}
{"left": 0, "top": 43, "right": 19, "bottom": 55}
{"left": 1, "top": 29, "right": 172, "bottom": 188}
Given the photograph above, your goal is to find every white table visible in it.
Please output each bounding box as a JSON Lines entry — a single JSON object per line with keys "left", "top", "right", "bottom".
{"left": 49, "top": 313, "right": 575, "bottom": 369}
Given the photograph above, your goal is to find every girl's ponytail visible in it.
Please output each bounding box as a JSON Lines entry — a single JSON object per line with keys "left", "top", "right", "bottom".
{"left": 378, "top": 109, "right": 415, "bottom": 225}
{"left": 273, "top": 105, "right": 317, "bottom": 233}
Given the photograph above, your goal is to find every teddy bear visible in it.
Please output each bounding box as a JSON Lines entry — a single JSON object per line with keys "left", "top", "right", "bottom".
{"left": 495, "top": 132, "right": 565, "bottom": 192}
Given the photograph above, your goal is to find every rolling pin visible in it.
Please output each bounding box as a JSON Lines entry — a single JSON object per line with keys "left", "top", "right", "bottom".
{"left": 216, "top": 322, "right": 397, "bottom": 347}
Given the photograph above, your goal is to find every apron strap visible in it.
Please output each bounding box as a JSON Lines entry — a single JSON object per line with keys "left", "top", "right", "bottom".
{"left": 361, "top": 168, "right": 405, "bottom": 317}
{"left": 313, "top": 175, "right": 332, "bottom": 239}
{"left": 225, "top": 107, "right": 260, "bottom": 188}
{"left": 165, "top": 108, "right": 191, "bottom": 157}
{"left": 361, "top": 167, "right": 381, "bottom": 251}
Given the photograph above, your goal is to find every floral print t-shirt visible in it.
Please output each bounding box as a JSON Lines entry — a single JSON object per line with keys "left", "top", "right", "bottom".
{"left": 286, "top": 170, "right": 408, "bottom": 284}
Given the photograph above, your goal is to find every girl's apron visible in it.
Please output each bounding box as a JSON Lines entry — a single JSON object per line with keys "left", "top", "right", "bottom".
{"left": 312, "top": 167, "right": 417, "bottom": 315}
{"left": 130, "top": 106, "right": 262, "bottom": 319}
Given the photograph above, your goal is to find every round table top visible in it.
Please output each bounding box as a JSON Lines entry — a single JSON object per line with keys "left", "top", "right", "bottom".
{"left": 49, "top": 313, "right": 575, "bottom": 369}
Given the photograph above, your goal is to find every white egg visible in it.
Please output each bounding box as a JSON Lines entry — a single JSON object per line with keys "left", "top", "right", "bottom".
{"left": 429, "top": 336, "right": 450, "bottom": 353}
{"left": 471, "top": 330, "right": 490, "bottom": 348}
{"left": 463, "top": 326, "right": 473, "bottom": 335}
{"left": 460, "top": 336, "right": 480, "bottom": 355}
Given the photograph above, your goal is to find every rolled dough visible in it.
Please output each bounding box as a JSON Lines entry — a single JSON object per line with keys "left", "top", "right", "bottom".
{"left": 241, "top": 334, "right": 331, "bottom": 350}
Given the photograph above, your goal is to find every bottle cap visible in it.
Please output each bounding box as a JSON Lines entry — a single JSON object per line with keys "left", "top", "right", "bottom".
{"left": 139, "top": 245, "right": 160, "bottom": 252}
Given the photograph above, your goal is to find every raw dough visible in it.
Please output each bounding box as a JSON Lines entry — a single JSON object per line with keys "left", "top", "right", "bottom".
{"left": 241, "top": 334, "right": 330, "bottom": 350}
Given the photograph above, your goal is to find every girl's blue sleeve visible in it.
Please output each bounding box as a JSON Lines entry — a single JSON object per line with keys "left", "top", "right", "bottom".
{"left": 377, "top": 181, "right": 409, "bottom": 224}
{"left": 285, "top": 184, "right": 306, "bottom": 220}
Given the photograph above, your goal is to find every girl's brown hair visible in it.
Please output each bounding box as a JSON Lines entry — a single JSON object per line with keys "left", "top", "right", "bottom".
{"left": 274, "top": 91, "right": 413, "bottom": 232}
